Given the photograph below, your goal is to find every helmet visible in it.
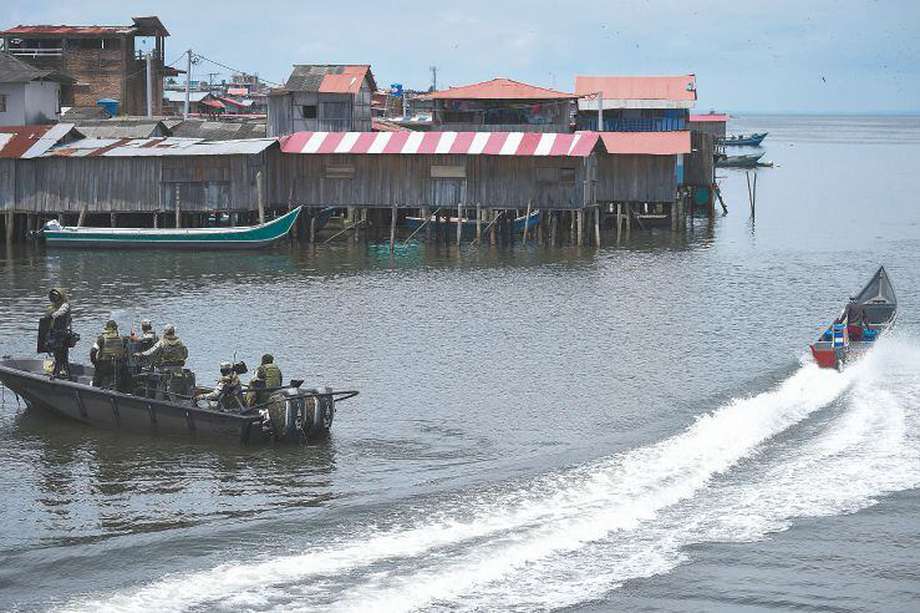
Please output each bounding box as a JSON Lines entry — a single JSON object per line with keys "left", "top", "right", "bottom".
{"left": 105, "top": 319, "right": 118, "bottom": 330}
{"left": 219, "top": 361, "right": 232, "bottom": 375}
{"left": 261, "top": 353, "right": 274, "bottom": 364}
{"left": 163, "top": 324, "right": 176, "bottom": 337}
{"left": 140, "top": 319, "right": 152, "bottom": 330}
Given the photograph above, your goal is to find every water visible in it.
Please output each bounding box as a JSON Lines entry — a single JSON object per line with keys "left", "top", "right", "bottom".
{"left": 1, "top": 115, "right": 919, "bottom": 612}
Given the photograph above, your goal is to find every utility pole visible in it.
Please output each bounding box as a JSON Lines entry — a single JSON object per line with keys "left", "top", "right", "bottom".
{"left": 207, "top": 72, "right": 219, "bottom": 93}
{"left": 430, "top": 65, "right": 438, "bottom": 91}
{"left": 145, "top": 51, "right": 153, "bottom": 117}
{"left": 184, "top": 48, "right": 192, "bottom": 119}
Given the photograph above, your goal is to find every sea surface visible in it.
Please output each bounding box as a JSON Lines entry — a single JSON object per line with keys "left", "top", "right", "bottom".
{"left": 1, "top": 114, "right": 919, "bottom": 612}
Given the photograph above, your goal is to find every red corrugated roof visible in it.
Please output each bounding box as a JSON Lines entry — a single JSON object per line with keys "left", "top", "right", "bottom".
{"left": 689, "top": 113, "right": 729, "bottom": 123}
{"left": 1, "top": 25, "right": 136, "bottom": 36}
{"left": 575, "top": 75, "right": 697, "bottom": 101}
{"left": 431, "top": 78, "right": 574, "bottom": 100}
{"left": 200, "top": 98, "right": 225, "bottom": 110}
{"left": 600, "top": 131, "right": 691, "bottom": 155}
{"left": 318, "top": 66, "right": 371, "bottom": 94}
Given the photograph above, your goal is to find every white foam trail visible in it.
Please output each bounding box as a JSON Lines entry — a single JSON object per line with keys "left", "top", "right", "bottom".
{"left": 61, "top": 355, "right": 859, "bottom": 613}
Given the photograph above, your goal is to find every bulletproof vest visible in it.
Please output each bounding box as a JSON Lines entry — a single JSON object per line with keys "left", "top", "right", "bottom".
{"left": 139, "top": 332, "right": 158, "bottom": 352}
{"left": 47, "top": 303, "right": 71, "bottom": 331}
{"left": 97, "top": 330, "right": 126, "bottom": 361}
{"left": 158, "top": 338, "right": 188, "bottom": 366}
{"left": 260, "top": 363, "right": 282, "bottom": 388}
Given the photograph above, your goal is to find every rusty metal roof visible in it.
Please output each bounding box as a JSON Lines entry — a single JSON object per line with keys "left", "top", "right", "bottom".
{"left": 599, "top": 131, "right": 691, "bottom": 155}
{"left": 283, "top": 65, "right": 376, "bottom": 94}
{"left": 0, "top": 123, "right": 82, "bottom": 158}
{"left": 43, "top": 136, "right": 276, "bottom": 157}
{"left": 430, "top": 78, "right": 574, "bottom": 100}
{"left": 1, "top": 16, "right": 168, "bottom": 37}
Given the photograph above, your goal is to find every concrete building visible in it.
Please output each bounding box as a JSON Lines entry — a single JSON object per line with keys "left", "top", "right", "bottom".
{"left": 0, "top": 52, "right": 71, "bottom": 125}
{"left": 0, "top": 16, "right": 178, "bottom": 116}
{"left": 267, "top": 64, "right": 375, "bottom": 136}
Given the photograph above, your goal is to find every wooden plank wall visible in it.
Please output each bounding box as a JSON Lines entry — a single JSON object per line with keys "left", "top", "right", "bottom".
{"left": 595, "top": 154, "right": 677, "bottom": 203}
{"left": 4, "top": 155, "right": 264, "bottom": 213}
{"left": 684, "top": 132, "right": 715, "bottom": 187}
{"left": 266, "top": 152, "right": 589, "bottom": 210}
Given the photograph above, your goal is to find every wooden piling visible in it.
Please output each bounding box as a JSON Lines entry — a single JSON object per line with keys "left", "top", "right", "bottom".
{"left": 476, "top": 203, "right": 482, "bottom": 243}
{"left": 422, "top": 207, "right": 431, "bottom": 243}
{"left": 389, "top": 202, "right": 398, "bottom": 253}
{"left": 456, "top": 202, "right": 462, "bottom": 246}
{"left": 594, "top": 205, "right": 601, "bottom": 247}
{"left": 576, "top": 210, "right": 584, "bottom": 246}
{"left": 309, "top": 210, "right": 316, "bottom": 243}
{"left": 522, "top": 200, "right": 532, "bottom": 243}
{"left": 77, "top": 205, "right": 87, "bottom": 227}
{"left": 256, "top": 170, "right": 265, "bottom": 225}
{"left": 5, "top": 210, "right": 14, "bottom": 244}
{"left": 490, "top": 210, "right": 497, "bottom": 246}
{"left": 550, "top": 210, "right": 558, "bottom": 246}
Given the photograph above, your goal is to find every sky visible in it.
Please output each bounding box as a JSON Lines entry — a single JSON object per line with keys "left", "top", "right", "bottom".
{"left": 4, "top": 0, "right": 919, "bottom": 113}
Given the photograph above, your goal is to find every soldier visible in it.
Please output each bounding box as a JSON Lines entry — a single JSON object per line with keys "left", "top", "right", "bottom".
{"left": 136, "top": 324, "right": 189, "bottom": 400}
{"left": 130, "top": 319, "right": 158, "bottom": 352}
{"left": 90, "top": 320, "right": 128, "bottom": 390}
{"left": 246, "top": 353, "right": 283, "bottom": 407}
{"left": 197, "top": 362, "right": 244, "bottom": 412}
{"left": 41, "top": 288, "right": 75, "bottom": 378}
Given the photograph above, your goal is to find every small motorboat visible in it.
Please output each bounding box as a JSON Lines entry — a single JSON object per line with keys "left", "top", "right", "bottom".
{"left": 0, "top": 357, "right": 358, "bottom": 444}
{"left": 716, "top": 152, "right": 765, "bottom": 168}
{"left": 718, "top": 132, "right": 768, "bottom": 147}
{"left": 35, "top": 207, "right": 303, "bottom": 250}
{"left": 810, "top": 266, "right": 897, "bottom": 370}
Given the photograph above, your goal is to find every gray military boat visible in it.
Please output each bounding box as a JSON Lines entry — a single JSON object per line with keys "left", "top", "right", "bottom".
{"left": 0, "top": 358, "right": 358, "bottom": 444}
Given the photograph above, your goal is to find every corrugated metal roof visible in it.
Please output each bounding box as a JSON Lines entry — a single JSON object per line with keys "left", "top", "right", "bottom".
{"left": 280, "top": 131, "right": 599, "bottom": 157}
{"left": 75, "top": 123, "right": 166, "bottom": 139}
{"left": 430, "top": 78, "right": 574, "bottom": 100}
{"left": 169, "top": 120, "right": 266, "bottom": 140}
{"left": 689, "top": 113, "right": 729, "bottom": 123}
{"left": 1, "top": 25, "right": 136, "bottom": 36}
{"left": 0, "top": 123, "right": 81, "bottom": 158}
{"left": 284, "top": 65, "right": 375, "bottom": 94}
{"left": 0, "top": 51, "right": 58, "bottom": 83}
{"left": 163, "top": 91, "right": 210, "bottom": 103}
{"left": 576, "top": 75, "right": 696, "bottom": 101}
{"left": 43, "top": 137, "right": 276, "bottom": 158}
{"left": 599, "top": 131, "right": 691, "bottom": 155}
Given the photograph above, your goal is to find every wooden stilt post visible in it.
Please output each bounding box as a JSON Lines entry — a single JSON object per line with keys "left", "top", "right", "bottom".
{"left": 550, "top": 210, "right": 558, "bottom": 246}
{"left": 490, "top": 209, "right": 497, "bottom": 246}
{"left": 476, "top": 203, "right": 482, "bottom": 243}
{"left": 110, "top": 213, "right": 117, "bottom": 228}
{"left": 256, "top": 170, "right": 265, "bottom": 225}
{"left": 389, "top": 202, "right": 397, "bottom": 253}
{"left": 174, "top": 184, "right": 182, "bottom": 228}
{"left": 456, "top": 201, "right": 462, "bottom": 246}
{"left": 594, "top": 205, "right": 601, "bottom": 247}
{"left": 77, "top": 205, "right": 87, "bottom": 227}
{"left": 6, "top": 210, "right": 15, "bottom": 244}
{"left": 576, "top": 210, "right": 584, "bottom": 246}
{"left": 421, "top": 206, "right": 431, "bottom": 243}
{"left": 309, "top": 209, "right": 316, "bottom": 243}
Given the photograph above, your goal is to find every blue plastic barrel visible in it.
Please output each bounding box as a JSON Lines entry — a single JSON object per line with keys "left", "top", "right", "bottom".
{"left": 96, "top": 98, "right": 119, "bottom": 117}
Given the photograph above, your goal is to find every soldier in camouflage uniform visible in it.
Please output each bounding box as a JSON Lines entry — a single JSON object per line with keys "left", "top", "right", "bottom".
{"left": 246, "top": 353, "right": 283, "bottom": 407}
{"left": 42, "top": 288, "right": 75, "bottom": 378}
{"left": 90, "top": 320, "right": 128, "bottom": 390}
{"left": 197, "top": 361, "right": 244, "bottom": 412}
{"left": 136, "top": 324, "right": 189, "bottom": 401}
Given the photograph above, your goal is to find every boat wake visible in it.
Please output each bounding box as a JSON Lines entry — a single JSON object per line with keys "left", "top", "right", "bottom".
{"left": 60, "top": 337, "right": 920, "bottom": 613}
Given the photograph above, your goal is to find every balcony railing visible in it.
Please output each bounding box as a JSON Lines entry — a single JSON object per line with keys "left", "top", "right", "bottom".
{"left": 9, "top": 48, "right": 63, "bottom": 57}
{"left": 578, "top": 117, "right": 687, "bottom": 132}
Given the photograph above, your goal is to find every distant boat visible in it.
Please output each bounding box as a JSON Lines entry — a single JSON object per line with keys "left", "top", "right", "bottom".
{"left": 404, "top": 209, "right": 542, "bottom": 235}
{"left": 716, "top": 152, "right": 765, "bottom": 168}
{"left": 718, "top": 132, "right": 768, "bottom": 147}
{"left": 38, "top": 207, "right": 302, "bottom": 249}
{"left": 810, "top": 266, "right": 897, "bottom": 370}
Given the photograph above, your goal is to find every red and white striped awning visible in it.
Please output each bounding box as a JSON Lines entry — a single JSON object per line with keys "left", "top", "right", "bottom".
{"left": 279, "top": 131, "right": 600, "bottom": 157}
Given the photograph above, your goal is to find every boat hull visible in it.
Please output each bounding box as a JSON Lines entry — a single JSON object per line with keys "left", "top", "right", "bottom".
{"left": 718, "top": 132, "right": 768, "bottom": 147}
{"left": 0, "top": 358, "right": 336, "bottom": 444}
{"left": 42, "top": 207, "right": 302, "bottom": 250}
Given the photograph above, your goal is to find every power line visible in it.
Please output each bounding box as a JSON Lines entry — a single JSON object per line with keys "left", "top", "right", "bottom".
{"left": 191, "top": 51, "right": 283, "bottom": 86}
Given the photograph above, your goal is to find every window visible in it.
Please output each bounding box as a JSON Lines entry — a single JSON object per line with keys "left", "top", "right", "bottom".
{"left": 0, "top": 94, "right": 6, "bottom": 113}
{"left": 431, "top": 164, "right": 466, "bottom": 178}
{"left": 301, "top": 105, "right": 317, "bottom": 119}
{"left": 325, "top": 164, "right": 355, "bottom": 179}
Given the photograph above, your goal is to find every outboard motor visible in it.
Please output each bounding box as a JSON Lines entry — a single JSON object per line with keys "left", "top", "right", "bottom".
{"left": 259, "top": 387, "right": 335, "bottom": 442}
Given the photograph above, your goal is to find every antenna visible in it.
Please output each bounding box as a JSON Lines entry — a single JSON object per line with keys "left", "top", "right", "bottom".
{"left": 430, "top": 65, "right": 438, "bottom": 92}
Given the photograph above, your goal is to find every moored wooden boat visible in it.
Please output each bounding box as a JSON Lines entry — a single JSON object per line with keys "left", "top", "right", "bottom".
{"left": 404, "top": 209, "right": 542, "bottom": 235}
{"left": 38, "top": 207, "right": 302, "bottom": 249}
{"left": 0, "top": 357, "right": 358, "bottom": 444}
{"left": 718, "top": 132, "right": 768, "bottom": 146}
{"left": 716, "top": 152, "right": 765, "bottom": 168}
{"left": 810, "top": 266, "right": 897, "bottom": 370}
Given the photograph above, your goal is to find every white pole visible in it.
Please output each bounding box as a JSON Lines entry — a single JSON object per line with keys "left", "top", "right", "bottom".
{"left": 145, "top": 52, "right": 153, "bottom": 117}
{"left": 184, "top": 49, "right": 192, "bottom": 119}
{"left": 597, "top": 91, "right": 603, "bottom": 131}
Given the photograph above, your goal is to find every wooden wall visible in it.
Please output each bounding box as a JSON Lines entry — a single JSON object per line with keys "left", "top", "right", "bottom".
{"left": 594, "top": 154, "right": 677, "bottom": 203}
{"left": 684, "top": 131, "right": 715, "bottom": 187}
{"left": 266, "top": 152, "right": 589, "bottom": 210}
{"left": 2, "top": 154, "right": 265, "bottom": 214}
